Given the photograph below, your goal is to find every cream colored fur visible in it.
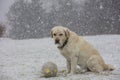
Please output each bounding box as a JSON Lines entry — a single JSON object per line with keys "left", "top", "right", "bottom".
{"left": 51, "top": 26, "right": 115, "bottom": 75}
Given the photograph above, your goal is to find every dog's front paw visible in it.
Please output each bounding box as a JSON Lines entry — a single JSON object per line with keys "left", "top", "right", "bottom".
{"left": 61, "top": 70, "right": 68, "bottom": 77}
{"left": 58, "top": 69, "right": 68, "bottom": 77}
{"left": 80, "top": 69, "right": 87, "bottom": 73}
{"left": 67, "top": 72, "right": 75, "bottom": 76}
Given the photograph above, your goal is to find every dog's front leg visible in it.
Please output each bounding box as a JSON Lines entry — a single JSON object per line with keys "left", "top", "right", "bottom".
{"left": 67, "top": 60, "right": 71, "bottom": 73}
{"left": 69, "top": 55, "right": 77, "bottom": 75}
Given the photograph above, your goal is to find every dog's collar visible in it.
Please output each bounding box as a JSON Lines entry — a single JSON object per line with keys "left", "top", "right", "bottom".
{"left": 58, "top": 38, "right": 68, "bottom": 49}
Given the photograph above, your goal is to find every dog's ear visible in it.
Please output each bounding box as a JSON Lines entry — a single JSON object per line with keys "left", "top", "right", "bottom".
{"left": 51, "top": 30, "right": 53, "bottom": 38}
{"left": 64, "top": 29, "right": 70, "bottom": 38}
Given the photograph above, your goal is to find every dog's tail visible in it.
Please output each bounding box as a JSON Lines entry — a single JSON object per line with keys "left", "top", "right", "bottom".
{"left": 105, "top": 64, "right": 115, "bottom": 71}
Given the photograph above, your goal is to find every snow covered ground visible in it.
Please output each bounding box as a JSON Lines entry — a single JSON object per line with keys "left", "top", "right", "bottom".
{"left": 0, "top": 35, "right": 120, "bottom": 80}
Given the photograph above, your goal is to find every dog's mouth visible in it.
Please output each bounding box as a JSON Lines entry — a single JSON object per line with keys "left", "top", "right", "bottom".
{"left": 54, "top": 38, "right": 68, "bottom": 49}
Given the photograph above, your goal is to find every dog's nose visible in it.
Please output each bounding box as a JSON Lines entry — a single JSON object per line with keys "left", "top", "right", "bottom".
{"left": 55, "top": 39, "right": 59, "bottom": 44}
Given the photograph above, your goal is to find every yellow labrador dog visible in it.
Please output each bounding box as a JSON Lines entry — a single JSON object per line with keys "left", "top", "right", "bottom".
{"left": 51, "top": 26, "right": 115, "bottom": 75}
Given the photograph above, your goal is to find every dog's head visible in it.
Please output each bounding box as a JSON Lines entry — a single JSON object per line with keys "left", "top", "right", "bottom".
{"left": 51, "top": 26, "right": 70, "bottom": 48}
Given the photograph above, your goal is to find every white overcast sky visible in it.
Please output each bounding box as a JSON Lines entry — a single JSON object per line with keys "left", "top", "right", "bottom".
{"left": 0, "top": 0, "right": 14, "bottom": 22}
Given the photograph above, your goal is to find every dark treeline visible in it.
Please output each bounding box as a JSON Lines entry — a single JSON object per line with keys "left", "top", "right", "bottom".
{"left": 7, "top": 0, "right": 120, "bottom": 39}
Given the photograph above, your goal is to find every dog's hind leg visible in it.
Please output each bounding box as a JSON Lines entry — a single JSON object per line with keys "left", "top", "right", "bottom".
{"left": 87, "top": 55, "right": 104, "bottom": 73}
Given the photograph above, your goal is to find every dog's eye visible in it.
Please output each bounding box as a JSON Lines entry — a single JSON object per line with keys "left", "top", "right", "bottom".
{"left": 53, "top": 34, "right": 56, "bottom": 36}
{"left": 59, "top": 34, "right": 63, "bottom": 36}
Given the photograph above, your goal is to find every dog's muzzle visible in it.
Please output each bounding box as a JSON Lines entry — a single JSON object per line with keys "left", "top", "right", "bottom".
{"left": 55, "top": 39, "right": 60, "bottom": 44}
